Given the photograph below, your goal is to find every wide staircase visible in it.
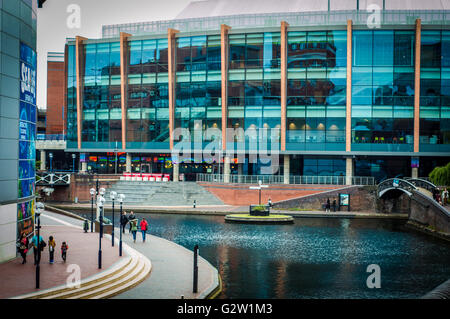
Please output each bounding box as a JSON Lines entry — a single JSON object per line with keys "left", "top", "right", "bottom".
{"left": 104, "top": 181, "right": 224, "bottom": 206}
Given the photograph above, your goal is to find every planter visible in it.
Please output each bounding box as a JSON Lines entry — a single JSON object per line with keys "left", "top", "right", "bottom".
{"left": 249, "top": 205, "right": 270, "bottom": 216}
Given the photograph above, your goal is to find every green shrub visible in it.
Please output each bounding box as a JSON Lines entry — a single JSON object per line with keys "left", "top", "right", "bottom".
{"left": 429, "top": 162, "right": 450, "bottom": 186}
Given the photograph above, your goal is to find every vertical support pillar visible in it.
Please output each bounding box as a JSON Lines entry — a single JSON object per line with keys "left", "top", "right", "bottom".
{"left": 280, "top": 21, "right": 289, "bottom": 152}
{"left": 283, "top": 155, "right": 290, "bottom": 185}
{"left": 120, "top": 32, "right": 131, "bottom": 150}
{"left": 126, "top": 153, "right": 132, "bottom": 173}
{"left": 75, "top": 36, "right": 87, "bottom": 150}
{"left": 40, "top": 150, "right": 46, "bottom": 171}
{"left": 414, "top": 19, "right": 422, "bottom": 153}
{"left": 81, "top": 161, "right": 87, "bottom": 173}
{"left": 173, "top": 163, "right": 179, "bottom": 182}
{"left": 346, "top": 20, "right": 352, "bottom": 152}
{"left": 224, "top": 156, "right": 231, "bottom": 183}
{"left": 412, "top": 167, "right": 419, "bottom": 179}
{"left": 168, "top": 28, "right": 179, "bottom": 150}
{"left": 346, "top": 157, "right": 353, "bottom": 186}
{"left": 221, "top": 25, "right": 231, "bottom": 151}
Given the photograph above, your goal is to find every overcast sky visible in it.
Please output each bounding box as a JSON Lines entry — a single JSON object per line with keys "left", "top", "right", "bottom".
{"left": 36, "top": 0, "right": 192, "bottom": 109}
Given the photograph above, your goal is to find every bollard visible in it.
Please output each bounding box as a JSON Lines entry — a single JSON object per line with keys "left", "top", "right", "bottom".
{"left": 193, "top": 245, "right": 199, "bottom": 293}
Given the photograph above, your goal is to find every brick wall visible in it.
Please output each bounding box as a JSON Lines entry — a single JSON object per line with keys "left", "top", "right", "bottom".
{"left": 46, "top": 61, "right": 65, "bottom": 135}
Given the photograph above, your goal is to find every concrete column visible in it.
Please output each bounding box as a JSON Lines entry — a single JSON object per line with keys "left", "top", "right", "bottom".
{"left": 75, "top": 36, "right": 87, "bottom": 150}
{"left": 346, "top": 157, "right": 353, "bottom": 185}
{"left": 346, "top": 20, "right": 352, "bottom": 152}
{"left": 40, "top": 150, "right": 46, "bottom": 171}
{"left": 173, "top": 163, "right": 179, "bottom": 182}
{"left": 126, "top": 153, "right": 132, "bottom": 173}
{"left": 221, "top": 24, "right": 231, "bottom": 151}
{"left": 284, "top": 155, "right": 290, "bottom": 184}
{"left": 224, "top": 156, "right": 231, "bottom": 183}
{"left": 168, "top": 28, "right": 180, "bottom": 150}
{"left": 412, "top": 167, "right": 418, "bottom": 179}
{"left": 237, "top": 162, "right": 243, "bottom": 183}
{"left": 81, "top": 161, "right": 87, "bottom": 173}
{"left": 414, "top": 19, "right": 422, "bottom": 153}
{"left": 120, "top": 32, "right": 131, "bottom": 150}
{"left": 280, "top": 21, "right": 289, "bottom": 152}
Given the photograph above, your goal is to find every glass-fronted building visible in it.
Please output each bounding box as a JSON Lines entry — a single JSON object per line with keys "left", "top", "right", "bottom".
{"left": 65, "top": 1, "right": 450, "bottom": 182}
{"left": 0, "top": 0, "right": 37, "bottom": 262}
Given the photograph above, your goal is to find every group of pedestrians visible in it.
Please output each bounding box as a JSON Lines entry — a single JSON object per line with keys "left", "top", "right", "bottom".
{"left": 120, "top": 211, "right": 149, "bottom": 243}
{"left": 325, "top": 198, "right": 337, "bottom": 212}
{"left": 433, "top": 188, "right": 449, "bottom": 206}
{"left": 17, "top": 231, "right": 69, "bottom": 265}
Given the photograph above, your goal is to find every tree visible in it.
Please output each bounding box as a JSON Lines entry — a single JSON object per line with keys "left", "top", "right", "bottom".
{"left": 429, "top": 162, "right": 450, "bottom": 186}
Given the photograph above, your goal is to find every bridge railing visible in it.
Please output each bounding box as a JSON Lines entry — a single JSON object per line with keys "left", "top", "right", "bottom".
{"left": 36, "top": 172, "right": 71, "bottom": 186}
{"left": 196, "top": 174, "right": 375, "bottom": 186}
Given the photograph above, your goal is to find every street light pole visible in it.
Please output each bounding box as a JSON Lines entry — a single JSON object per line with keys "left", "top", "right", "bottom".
{"left": 35, "top": 202, "right": 44, "bottom": 289}
{"left": 118, "top": 193, "right": 125, "bottom": 257}
{"left": 110, "top": 191, "right": 117, "bottom": 247}
{"left": 99, "top": 188, "right": 105, "bottom": 239}
{"left": 97, "top": 194, "right": 105, "bottom": 269}
{"left": 90, "top": 188, "right": 95, "bottom": 232}
{"left": 72, "top": 153, "right": 76, "bottom": 173}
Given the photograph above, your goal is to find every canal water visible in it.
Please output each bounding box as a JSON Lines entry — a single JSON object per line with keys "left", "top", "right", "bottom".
{"left": 77, "top": 211, "right": 450, "bottom": 298}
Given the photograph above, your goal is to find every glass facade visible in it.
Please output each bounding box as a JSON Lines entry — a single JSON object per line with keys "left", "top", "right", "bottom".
{"left": 420, "top": 30, "right": 450, "bottom": 152}
{"left": 286, "top": 31, "right": 347, "bottom": 151}
{"left": 352, "top": 30, "right": 415, "bottom": 152}
{"left": 127, "top": 38, "right": 170, "bottom": 149}
{"left": 65, "top": 25, "right": 450, "bottom": 178}
{"left": 227, "top": 32, "right": 281, "bottom": 150}
{"left": 81, "top": 42, "right": 121, "bottom": 149}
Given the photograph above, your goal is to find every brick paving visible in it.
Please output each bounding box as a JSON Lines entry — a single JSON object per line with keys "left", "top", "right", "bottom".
{"left": 0, "top": 215, "right": 122, "bottom": 299}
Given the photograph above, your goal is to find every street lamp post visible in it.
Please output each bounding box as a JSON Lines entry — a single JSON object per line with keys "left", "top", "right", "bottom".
{"left": 72, "top": 153, "right": 76, "bottom": 172}
{"left": 110, "top": 191, "right": 117, "bottom": 247}
{"left": 90, "top": 188, "right": 96, "bottom": 232}
{"left": 118, "top": 193, "right": 125, "bottom": 257}
{"left": 35, "top": 202, "right": 44, "bottom": 289}
{"left": 49, "top": 152, "right": 53, "bottom": 172}
{"left": 99, "top": 188, "right": 105, "bottom": 238}
{"left": 97, "top": 194, "right": 105, "bottom": 269}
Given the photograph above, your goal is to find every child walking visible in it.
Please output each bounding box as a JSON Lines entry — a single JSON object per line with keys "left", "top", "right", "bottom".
{"left": 48, "top": 236, "right": 56, "bottom": 264}
{"left": 61, "top": 241, "right": 69, "bottom": 262}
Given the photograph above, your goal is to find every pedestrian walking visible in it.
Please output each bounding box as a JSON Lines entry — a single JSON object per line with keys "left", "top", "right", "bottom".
{"left": 140, "top": 218, "right": 148, "bottom": 242}
{"left": 31, "top": 230, "right": 44, "bottom": 265}
{"left": 268, "top": 198, "right": 272, "bottom": 208}
{"left": 120, "top": 211, "right": 128, "bottom": 234}
{"left": 83, "top": 219, "right": 89, "bottom": 233}
{"left": 17, "top": 233, "right": 29, "bottom": 264}
{"left": 128, "top": 211, "right": 136, "bottom": 234}
{"left": 61, "top": 242, "right": 69, "bottom": 262}
{"left": 48, "top": 236, "right": 56, "bottom": 264}
{"left": 130, "top": 218, "right": 138, "bottom": 243}
{"left": 332, "top": 199, "right": 337, "bottom": 212}
{"left": 325, "top": 198, "right": 331, "bottom": 213}
{"left": 442, "top": 188, "right": 449, "bottom": 205}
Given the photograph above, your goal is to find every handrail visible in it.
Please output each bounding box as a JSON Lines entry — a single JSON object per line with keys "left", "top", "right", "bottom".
{"left": 196, "top": 173, "right": 375, "bottom": 185}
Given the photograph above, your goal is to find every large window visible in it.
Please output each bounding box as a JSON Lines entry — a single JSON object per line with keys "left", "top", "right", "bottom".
{"left": 352, "top": 30, "right": 415, "bottom": 151}
{"left": 287, "top": 31, "right": 346, "bottom": 150}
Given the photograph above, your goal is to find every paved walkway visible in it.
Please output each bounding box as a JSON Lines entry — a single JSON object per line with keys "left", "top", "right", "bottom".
{"left": 0, "top": 212, "right": 122, "bottom": 299}
{"left": 1, "top": 210, "right": 220, "bottom": 299}
{"left": 112, "top": 228, "right": 219, "bottom": 299}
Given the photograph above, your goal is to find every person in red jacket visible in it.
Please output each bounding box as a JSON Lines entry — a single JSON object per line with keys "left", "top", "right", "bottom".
{"left": 140, "top": 218, "right": 149, "bottom": 243}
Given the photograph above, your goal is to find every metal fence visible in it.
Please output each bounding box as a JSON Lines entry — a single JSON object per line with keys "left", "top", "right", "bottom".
{"left": 196, "top": 174, "right": 375, "bottom": 186}
{"left": 103, "top": 10, "right": 450, "bottom": 38}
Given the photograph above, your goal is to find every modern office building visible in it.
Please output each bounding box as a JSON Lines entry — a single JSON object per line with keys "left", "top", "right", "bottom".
{"left": 66, "top": 0, "right": 450, "bottom": 182}
{"left": 0, "top": 0, "right": 37, "bottom": 262}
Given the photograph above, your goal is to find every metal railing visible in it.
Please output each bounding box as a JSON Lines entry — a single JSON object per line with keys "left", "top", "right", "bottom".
{"left": 36, "top": 172, "right": 71, "bottom": 186}
{"left": 36, "top": 134, "right": 66, "bottom": 141}
{"left": 103, "top": 10, "right": 450, "bottom": 38}
{"left": 196, "top": 173, "right": 375, "bottom": 186}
